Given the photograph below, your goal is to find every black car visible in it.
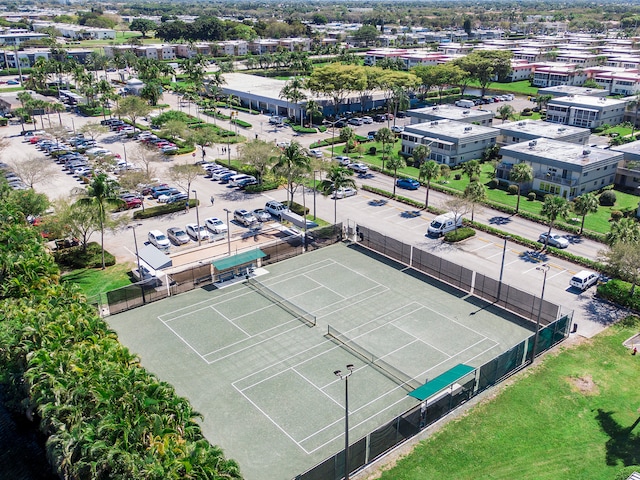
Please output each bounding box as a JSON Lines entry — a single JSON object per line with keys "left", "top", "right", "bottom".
{"left": 374, "top": 114, "right": 386, "bottom": 122}
{"left": 334, "top": 120, "right": 346, "bottom": 128}
{"left": 396, "top": 111, "right": 406, "bottom": 118}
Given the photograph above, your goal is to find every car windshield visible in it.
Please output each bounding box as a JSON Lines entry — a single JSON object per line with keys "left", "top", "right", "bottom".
{"left": 431, "top": 221, "right": 444, "bottom": 229}
{"left": 156, "top": 234, "right": 167, "bottom": 241}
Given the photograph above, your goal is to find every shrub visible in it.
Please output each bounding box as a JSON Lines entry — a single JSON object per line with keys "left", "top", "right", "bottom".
{"left": 599, "top": 190, "right": 617, "bottom": 206}
{"left": 521, "top": 110, "right": 533, "bottom": 116}
{"left": 369, "top": 146, "right": 377, "bottom": 155}
{"left": 245, "top": 180, "right": 279, "bottom": 193}
{"left": 610, "top": 210, "right": 623, "bottom": 222}
{"left": 444, "top": 227, "right": 475, "bottom": 242}
{"left": 488, "top": 179, "right": 497, "bottom": 189}
{"left": 470, "top": 175, "right": 480, "bottom": 183}
{"left": 454, "top": 173, "right": 462, "bottom": 180}
{"left": 287, "top": 201, "right": 309, "bottom": 216}
{"left": 527, "top": 192, "right": 537, "bottom": 201}
{"left": 508, "top": 184, "right": 519, "bottom": 195}
{"left": 133, "top": 199, "right": 196, "bottom": 219}
{"left": 598, "top": 279, "right": 640, "bottom": 312}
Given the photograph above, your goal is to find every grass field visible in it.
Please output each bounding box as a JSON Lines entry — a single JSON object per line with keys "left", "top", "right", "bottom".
{"left": 61, "top": 262, "right": 134, "bottom": 298}
{"left": 378, "top": 316, "right": 640, "bottom": 480}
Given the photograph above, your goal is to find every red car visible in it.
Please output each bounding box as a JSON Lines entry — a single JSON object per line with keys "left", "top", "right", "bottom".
{"left": 122, "top": 197, "right": 143, "bottom": 209}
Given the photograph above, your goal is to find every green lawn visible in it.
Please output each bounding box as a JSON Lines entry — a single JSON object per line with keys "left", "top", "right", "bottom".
{"left": 379, "top": 317, "right": 640, "bottom": 480}
{"left": 468, "top": 79, "right": 539, "bottom": 96}
{"left": 61, "top": 263, "right": 134, "bottom": 299}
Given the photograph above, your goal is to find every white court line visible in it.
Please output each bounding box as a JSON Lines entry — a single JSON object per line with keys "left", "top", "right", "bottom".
{"left": 301, "top": 273, "right": 347, "bottom": 300}
{"left": 210, "top": 305, "right": 250, "bottom": 337}
{"left": 159, "top": 318, "right": 208, "bottom": 363}
{"left": 392, "top": 322, "right": 452, "bottom": 358}
{"left": 292, "top": 366, "right": 343, "bottom": 409}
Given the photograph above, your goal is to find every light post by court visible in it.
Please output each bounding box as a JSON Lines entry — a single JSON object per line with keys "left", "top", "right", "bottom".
{"left": 313, "top": 170, "right": 318, "bottom": 221}
{"left": 334, "top": 364, "right": 355, "bottom": 480}
{"left": 192, "top": 190, "right": 201, "bottom": 246}
{"left": 224, "top": 208, "right": 232, "bottom": 256}
{"left": 532, "top": 263, "right": 550, "bottom": 360}
{"left": 497, "top": 235, "right": 511, "bottom": 302}
{"left": 128, "top": 223, "right": 145, "bottom": 304}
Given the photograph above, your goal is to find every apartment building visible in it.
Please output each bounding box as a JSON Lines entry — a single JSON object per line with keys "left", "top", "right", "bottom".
{"left": 532, "top": 63, "right": 589, "bottom": 87}
{"left": 496, "top": 138, "right": 622, "bottom": 199}
{"left": 498, "top": 120, "right": 590, "bottom": 146}
{"left": 545, "top": 95, "right": 627, "bottom": 129}
{"left": 213, "top": 41, "right": 248, "bottom": 57}
{"left": 610, "top": 140, "right": 640, "bottom": 192}
{"left": 399, "top": 119, "right": 498, "bottom": 166}
{"left": 32, "top": 22, "right": 115, "bottom": 40}
{"left": 407, "top": 104, "right": 495, "bottom": 127}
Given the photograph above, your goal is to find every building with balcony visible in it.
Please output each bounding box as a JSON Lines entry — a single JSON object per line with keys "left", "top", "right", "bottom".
{"left": 498, "top": 120, "right": 590, "bottom": 146}
{"left": 537, "top": 84, "right": 608, "bottom": 98}
{"left": 545, "top": 95, "right": 627, "bottom": 129}
{"left": 532, "top": 64, "right": 588, "bottom": 87}
{"left": 496, "top": 138, "right": 622, "bottom": 199}
{"left": 407, "top": 104, "right": 495, "bottom": 127}
{"left": 610, "top": 140, "right": 640, "bottom": 192}
{"left": 399, "top": 120, "right": 498, "bottom": 166}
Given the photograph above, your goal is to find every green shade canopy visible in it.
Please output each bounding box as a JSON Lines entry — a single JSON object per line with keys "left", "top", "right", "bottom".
{"left": 409, "top": 364, "right": 475, "bottom": 401}
{"left": 212, "top": 249, "right": 266, "bottom": 271}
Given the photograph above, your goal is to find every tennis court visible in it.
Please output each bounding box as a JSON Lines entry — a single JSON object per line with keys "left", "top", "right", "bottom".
{"left": 107, "top": 243, "right": 535, "bottom": 480}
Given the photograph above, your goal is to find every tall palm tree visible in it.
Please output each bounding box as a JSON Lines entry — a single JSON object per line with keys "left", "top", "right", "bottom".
{"left": 461, "top": 159, "right": 481, "bottom": 181}
{"left": 497, "top": 104, "right": 515, "bottom": 123}
{"left": 572, "top": 192, "right": 598, "bottom": 235}
{"left": 320, "top": 165, "right": 356, "bottom": 224}
{"left": 387, "top": 155, "right": 407, "bottom": 196}
{"left": 49, "top": 102, "right": 66, "bottom": 126}
{"left": 78, "top": 173, "right": 121, "bottom": 269}
{"left": 279, "top": 77, "right": 307, "bottom": 125}
{"left": 509, "top": 162, "right": 533, "bottom": 214}
{"left": 304, "top": 99, "right": 322, "bottom": 127}
{"left": 540, "top": 195, "right": 570, "bottom": 249}
{"left": 375, "top": 127, "right": 395, "bottom": 171}
{"left": 419, "top": 159, "right": 440, "bottom": 209}
{"left": 273, "top": 141, "right": 311, "bottom": 204}
{"left": 411, "top": 143, "right": 431, "bottom": 167}
{"left": 606, "top": 217, "right": 640, "bottom": 246}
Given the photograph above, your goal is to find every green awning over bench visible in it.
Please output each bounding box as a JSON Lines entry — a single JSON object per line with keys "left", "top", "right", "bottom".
{"left": 212, "top": 249, "right": 265, "bottom": 272}
{"left": 408, "top": 364, "right": 475, "bottom": 400}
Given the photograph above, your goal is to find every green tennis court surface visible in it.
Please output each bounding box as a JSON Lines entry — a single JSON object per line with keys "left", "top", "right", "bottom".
{"left": 107, "top": 243, "right": 534, "bottom": 480}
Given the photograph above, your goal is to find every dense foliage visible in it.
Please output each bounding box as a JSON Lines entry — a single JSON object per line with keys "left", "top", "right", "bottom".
{"left": 0, "top": 186, "right": 242, "bottom": 479}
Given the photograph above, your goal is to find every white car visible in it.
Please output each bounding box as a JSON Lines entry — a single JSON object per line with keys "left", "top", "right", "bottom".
{"left": 332, "top": 187, "right": 357, "bottom": 199}
{"left": 335, "top": 156, "right": 351, "bottom": 166}
{"left": 212, "top": 169, "right": 236, "bottom": 180}
{"left": 308, "top": 149, "right": 324, "bottom": 158}
{"left": 158, "top": 191, "right": 185, "bottom": 203}
{"left": 361, "top": 116, "right": 373, "bottom": 124}
{"left": 186, "top": 223, "right": 210, "bottom": 241}
{"left": 391, "top": 125, "right": 405, "bottom": 133}
{"left": 539, "top": 232, "right": 570, "bottom": 249}
{"left": 205, "top": 217, "right": 228, "bottom": 234}
{"left": 349, "top": 162, "right": 369, "bottom": 174}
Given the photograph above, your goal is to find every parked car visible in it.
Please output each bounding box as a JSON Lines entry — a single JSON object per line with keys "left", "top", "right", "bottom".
{"left": 219, "top": 172, "right": 237, "bottom": 184}
{"left": 570, "top": 270, "right": 599, "bottom": 291}
{"left": 121, "top": 196, "right": 142, "bottom": 209}
{"left": 253, "top": 208, "right": 271, "bottom": 222}
{"left": 265, "top": 200, "right": 289, "bottom": 219}
{"left": 167, "top": 227, "right": 190, "bottom": 245}
{"left": 367, "top": 131, "right": 377, "bottom": 140}
{"left": 391, "top": 125, "right": 404, "bottom": 133}
{"left": 185, "top": 223, "right": 210, "bottom": 241}
{"left": 148, "top": 230, "right": 170, "bottom": 251}
{"left": 396, "top": 178, "right": 420, "bottom": 190}
{"left": 396, "top": 111, "right": 406, "bottom": 118}
{"left": 539, "top": 232, "right": 570, "bottom": 249}
{"left": 332, "top": 187, "right": 357, "bottom": 199}
{"left": 335, "top": 156, "right": 351, "bottom": 166}
{"left": 151, "top": 186, "right": 174, "bottom": 198}
{"left": 229, "top": 174, "right": 253, "bottom": 187}
{"left": 234, "top": 209, "right": 258, "bottom": 226}
{"left": 166, "top": 192, "right": 189, "bottom": 204}
{"left": 212, "top": 169, "right": 236, "bottom": 180}
{"left": 308, "top": 149, "right": 324, "bottom": 158}
{"left": 362, "top": 116, "right": 374, "bottom": 124}
{"left": 373, "top": 114, "right": 386, "bottom": 122}
{"left": 157, "top": 189, "right": 182, "bottom": 202}
{"left": 205, "top": 217, "right": 228, "bottom": 234}
{"left": 349, "top": 162, "right": 369, "bottom": 174}
{"left": 348, "top": 117, "right": 364, "bottom": 126}
{"left": 237, "top": 177, "right": 258, "bottom": 189}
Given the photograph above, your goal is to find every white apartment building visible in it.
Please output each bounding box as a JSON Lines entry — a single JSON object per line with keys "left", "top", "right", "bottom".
{"left": 407, "top": 104, "right": 495, "bottom": 127}
{"left": 399, "top": 120, "right": 498, "bottom": 167}
{"left": 545, "top": 95, "right": 627, "bottom": 129}
{"left": 498, "top": 120, "right": 590, "bottom": 146}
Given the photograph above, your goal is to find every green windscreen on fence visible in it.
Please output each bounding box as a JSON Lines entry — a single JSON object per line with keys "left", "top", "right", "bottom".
{"left": 212, "top": 249, "right": 265, "bottom": 271}
{"left": 409, "top": 364, "right": 475, "bottom": 401}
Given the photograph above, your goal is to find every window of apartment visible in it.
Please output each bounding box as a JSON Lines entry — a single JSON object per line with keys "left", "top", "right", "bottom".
{"left": 583, "top": 172, "right": 588, "bottom": 176}
{"left": 610, "top": 176, "right": 614, "bottom": 183}
{"left": 580, "top": 187, "right": 586, "bottom": 192}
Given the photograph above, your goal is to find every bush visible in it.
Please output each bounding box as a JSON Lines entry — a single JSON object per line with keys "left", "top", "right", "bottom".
{"left": 527, "top": 192, "right": 537, "bottom": 201}
{"left": 245, "top": 180, "right": 279, "bottom": 193}
{"left": 488, "top": 179, "right": 497, "bottom": 189}
{"left": 287, "top": 201, "right": 309, "bottom": 216}
{"left": 521, "top": 110, "right": 533, "bottom": 116}
{"left": 454, "top": 173, "right": 462, "bottom": 180}
{"left": 369, "top": 146, "right": 377, "bottom": 155}
{"left": 133, "top": 199, "right": 196, "bottom": 219}
{"left": 508, "top": 184, "right": 519, "bottom": 195}
{"left": 444, "top": 227, "right": 476, "bottom": 242}
{"left": 610, "top": 210, "right": 623, "bottom": 222}
{"left": 598, "top": 279, "right": 640, "bottom": 312}
{"left": 599, "top": 190, "right": 617, "bottom": 206}
{"left": 54, "top": 242, "right": 115, "bottom": 269}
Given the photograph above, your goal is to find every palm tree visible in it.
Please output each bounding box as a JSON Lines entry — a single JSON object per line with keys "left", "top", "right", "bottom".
{"left": 606, "top": 217, "right": 640, "bottom": 246}
{"left": 279, "top": 77, "right": 307, "bottom": 125}
{"left": 78, "top": 173, "right": 121, "bottom": 269}
{"left": 509, "top": 162, "right": 533, "bottom": 214}
{"left": 497, "top": 104, "right": 515, "bottom": 123}
{"left": 419, "top": 160, "right": 440, "bottom": 209}
{"left": 626, "top": 92, "right": 640, "bottom": 136}
{"left": 273, "top": 141, "right": 311, "bottom": 204}
{"left": 464, "top": 181, "right": 486, "bottom": 221}
{"left": 387, "top": 155, "right": 407, "bottom": 196}
{"left": 320, "top": 165, "right": 356, "bottom": 224}
{"left": 572, "top": 192, "right": 598, "bottom": 235}
{"left": 540, "top": 195, "right": 570, "bottom": 249}
{"left": 304, "top": 99, "right": 322, "bottom": 127}
{"left": 461, "top": 159, "right": 481, "bottom": 181}
{"left": 49, "top": 102, "right": 66, "bottom": 126}
{"left": 411, "top": 143, "right": 431, "bottom": 167}
{"left": 375, "top": 127, "right": 395, "bottom": 171}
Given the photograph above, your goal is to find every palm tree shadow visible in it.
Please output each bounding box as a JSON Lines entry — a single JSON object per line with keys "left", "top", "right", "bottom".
{"left": 595, "top": 409, "right": 640, "bottom": 466}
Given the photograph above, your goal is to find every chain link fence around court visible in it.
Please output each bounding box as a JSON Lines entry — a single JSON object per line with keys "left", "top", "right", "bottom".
{"left": 92, "top": 223, "right": 343, "bottom": 316}
{"left": 294, "top": 311, "right": 572, "bottom": 480}
{"left": 355, "top": 225, "right": 559, "bottom": 325}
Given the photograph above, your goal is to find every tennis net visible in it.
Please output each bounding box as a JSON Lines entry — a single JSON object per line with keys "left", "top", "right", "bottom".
{"left": 246, "top": 277, "right": 316, "bottom": 327}
{"left": 326, "top": 325, "right": 420, "bottom": 393}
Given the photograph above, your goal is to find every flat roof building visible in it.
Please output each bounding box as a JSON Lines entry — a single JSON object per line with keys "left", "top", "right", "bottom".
{"left": 407, "top": 104, "right": 495, "bottom": 127}
{"left": 497, "top": 137, "right": 622, "bottom": 199}
{"left": 546, "top": 95, "right": 627, "bottom": 129}
{"left": 498, "top": 119, "right": 590, "bottom": 146}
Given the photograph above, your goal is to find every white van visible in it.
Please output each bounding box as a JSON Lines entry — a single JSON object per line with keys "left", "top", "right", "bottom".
{"left": 148, "top": 230, "right": 170, "bottom": 251}
{"left": 265, "top": 200, "right": 289, "bottom": 220}
{"left": 427, "top": 212, "right": 463, "bottom": 237}
{"left": 570, "top": 270, "right": 598, "bottom": 291}
{"left": 455, "top": 99, "right": 475, "bottom": 108}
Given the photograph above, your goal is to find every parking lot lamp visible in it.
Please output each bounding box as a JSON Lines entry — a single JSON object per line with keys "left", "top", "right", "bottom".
{"left": 127, "top": 223, "right": 146, "bottom": 304}
{"left": 334, "top": 364, "right": 355, "bottom": 480}
{"left": 224, "top": 208, "right": 232, "bottom": 256}
{"left": 313, "top": 170, "right": 318, "bottom": 221}
{"left": 533, "top": 263, "right": 550, "bottom": 360}
{"left": 497, "top": 235, "right": 511, "bottom": 302}
{"left": 192, "top": 190, "right": 201, "bottom": 246}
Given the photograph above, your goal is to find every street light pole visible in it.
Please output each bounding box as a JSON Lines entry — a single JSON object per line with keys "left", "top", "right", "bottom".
{"left": 497, "top": 235, "right": 511, "bottom": 302}
{"left": 192, "top": 190, "right": 201, "bottom": 246}
{"left": 334, "top": 364, "right": 355, "bottom": 480}
{"left": 313, "top": 170, "right": 318, "bottom": 221}
{"left": 224, "top": 208, "right": 232, "bottom": 256}
{"left": 128, "top": 223, "right": 146, "bottom": 304}
{"left": 532, "top": 263, "right": 550, "bottom": 360}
